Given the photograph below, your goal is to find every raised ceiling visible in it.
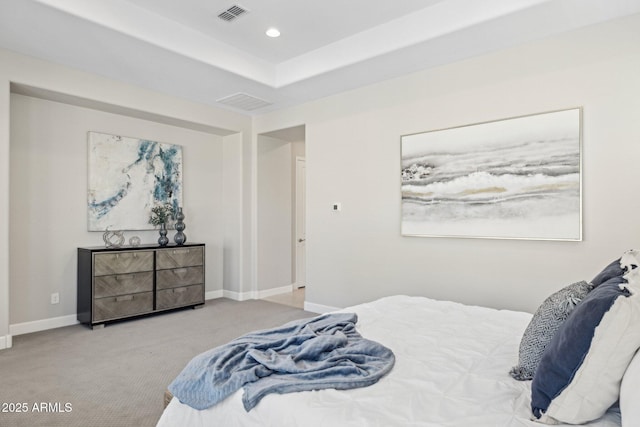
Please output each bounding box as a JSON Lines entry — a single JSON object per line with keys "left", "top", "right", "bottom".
{"left": 1, "top": 0, "right": 639, "bottom": 114}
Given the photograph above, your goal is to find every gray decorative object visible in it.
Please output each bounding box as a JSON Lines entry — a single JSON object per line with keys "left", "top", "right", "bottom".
{"left": 129, "top": 236, "right": 141, "bottom": 247}
{"left": 158, "top": 223, "right": 169, "bottom": 247}
{"left": 174, "top": 207, "right": 186, "bottom": 245}
{"left": 509, "top": 280, "right": 593, "bottom": 381}
{"left": 102, "top": 229, "right": 125, "bottom": 248}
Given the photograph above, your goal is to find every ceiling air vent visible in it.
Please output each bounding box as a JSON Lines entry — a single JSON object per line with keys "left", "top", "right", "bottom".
{"left": 216, "top": 93, "right": 273, "bottom": 111}
{"left": 217, "top": 4, "right": 249, "bottom": 22}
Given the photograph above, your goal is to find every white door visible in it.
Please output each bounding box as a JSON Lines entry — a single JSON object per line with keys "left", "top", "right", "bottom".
{"left": 295, "top": 157, "right": 306, "bottom": 288}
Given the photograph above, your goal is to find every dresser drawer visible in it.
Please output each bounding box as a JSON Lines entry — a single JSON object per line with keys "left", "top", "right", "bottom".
{"left": 94, "top": 251, "right": 154, "bottom": 276}
{"left": 156, "top": 284, "right": 203, "bottom": 310}
{"left": 156, "top": 247, "right": 203, "bottom": 270}
{"left": 94, "top": 272, "right": 154, "bottom": 298}
{"left": 93, "top": 291, "right": 153, "bottom": 322}
{"left": 156, "top": 266, "right": 204, "bottom": 290}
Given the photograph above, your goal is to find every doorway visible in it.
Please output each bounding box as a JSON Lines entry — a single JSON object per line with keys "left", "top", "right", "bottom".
{"left": 257, "top": 125, "right": 306, "bottom": 309}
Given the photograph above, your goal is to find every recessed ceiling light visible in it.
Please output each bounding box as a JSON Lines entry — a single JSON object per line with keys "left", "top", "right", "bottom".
{"left": 265, "top": 28, "right": 280, "bottom": 38}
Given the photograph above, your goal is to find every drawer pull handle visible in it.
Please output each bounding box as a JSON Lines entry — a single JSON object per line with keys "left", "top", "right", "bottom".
{"left": 174, "top": 268, "right": 188, "bottom": 275}
{"left": 172, "top": 249, "right": 190, "bottom": 254}
{"left": 115, "top": 274, "right": 135, "bottom": 281}
{"left": 173, "top": 287, "right": 187, "bottom": 293}
{"left": 115, "top": 295, "right": 134, "bottom": 302}
{"left": 115, "top": 253, "right": 138, "bottom": 258}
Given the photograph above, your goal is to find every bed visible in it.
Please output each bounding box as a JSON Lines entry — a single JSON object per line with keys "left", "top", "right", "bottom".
{"left": 157, "top": 288, "right": 640, "bottom": 427}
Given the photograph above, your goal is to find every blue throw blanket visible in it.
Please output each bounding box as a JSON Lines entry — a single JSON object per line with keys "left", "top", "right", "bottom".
{"left": 168, "top": 312, "right": 395, "bottom": 411}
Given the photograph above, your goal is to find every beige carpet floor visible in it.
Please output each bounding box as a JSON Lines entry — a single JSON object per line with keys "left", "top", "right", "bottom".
{"left": 0, "top": 298, "right": 312, "bottom": 427}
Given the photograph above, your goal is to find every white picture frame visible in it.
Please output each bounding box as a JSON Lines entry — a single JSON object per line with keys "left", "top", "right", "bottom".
{"left": 400, "top": 108, "right": 582, "bottom": 241}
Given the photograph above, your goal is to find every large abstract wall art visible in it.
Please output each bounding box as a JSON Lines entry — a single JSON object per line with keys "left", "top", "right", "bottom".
{"left": 88, "top": 132, "right": 183, "bottom": 231}
{"left": 401, "top": 108, "right": 582, "bottom": 240}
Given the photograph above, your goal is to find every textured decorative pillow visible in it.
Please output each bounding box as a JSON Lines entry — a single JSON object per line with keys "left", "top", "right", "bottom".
{"left": 531, "top": 253, "right": 640, "bottom": 425}
{"left": 509, "top": 281, "right": 593, "bottom": 381}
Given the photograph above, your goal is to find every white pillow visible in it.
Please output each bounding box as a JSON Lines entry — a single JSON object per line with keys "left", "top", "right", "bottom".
{"left": 621, "top": 349, "right": 640, "bottom": 427}
{"left": 531, "top": 261, "right": 640, "bottom": 424}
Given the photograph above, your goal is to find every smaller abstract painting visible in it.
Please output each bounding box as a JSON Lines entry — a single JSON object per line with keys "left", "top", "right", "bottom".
{"left": 401, "top": 108, "right": 582, "bottom": 240}
{"left": 88, "top": 132, "right": 183, "bottom": 231}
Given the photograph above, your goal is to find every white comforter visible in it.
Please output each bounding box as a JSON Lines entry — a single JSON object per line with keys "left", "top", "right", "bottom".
{"left": 157, "top": 295, "right": 621, "bottom": 427}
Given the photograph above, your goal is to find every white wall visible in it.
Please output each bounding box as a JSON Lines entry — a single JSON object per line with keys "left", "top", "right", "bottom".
{"left": 0, "top": 48, "right": 253, "bottom": 346}
{"left": 0, "top": 72, "right": 10, "bottom": 349}
{"left": 9, "top": 93, "right": 224, "bottom": 325}
{"left": 222, "top": 133, "right": 244, "bottom": 294}
{"left": 254, "top": 14, "right": 640, "bottom": 314}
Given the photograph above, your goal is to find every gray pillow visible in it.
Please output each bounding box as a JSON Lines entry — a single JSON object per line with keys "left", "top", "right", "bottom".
{"left": 509, "top": 280, "right": 593, "bottom": 381}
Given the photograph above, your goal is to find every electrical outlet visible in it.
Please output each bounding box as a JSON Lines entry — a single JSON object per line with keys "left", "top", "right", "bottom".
{"left": 51, "top": 292, "right": 59, "bottom": 304}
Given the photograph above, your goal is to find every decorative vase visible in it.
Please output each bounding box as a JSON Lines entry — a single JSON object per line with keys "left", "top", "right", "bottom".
{"left": 158, "top": 223, "right": 169, "bottom": 247}
{"left": 173, "top": 207, "right": 187, "bottom": 245}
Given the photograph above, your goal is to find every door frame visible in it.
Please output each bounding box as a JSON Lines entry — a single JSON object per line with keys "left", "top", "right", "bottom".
{"left": 295, "top": 156, "right": 306, "bottom": 289}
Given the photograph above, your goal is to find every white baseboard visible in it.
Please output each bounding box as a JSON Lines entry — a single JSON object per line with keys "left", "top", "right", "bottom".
{"left": 0, "top": 334, "right": 12, "bottom": 350}
{"left": 304, "top": 301, "right": 341, "bottom": 314}
{"left": 222, "top": 289, "right": 253, "bottom": 301}
{"left": 10, "top": 314, "right": 79, "bottom": 336}
{"left": 205, "top": 290, "right": 224, "bottom": 300}
{"left": 222, "top": 284, "right": 295, "bottom": 302}
{"left": 220, "top": 287, "right": 341, "bottom": 314}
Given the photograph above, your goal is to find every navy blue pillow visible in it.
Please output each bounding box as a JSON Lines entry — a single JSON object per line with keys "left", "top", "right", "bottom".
{"left": 590, "top": 258, "right": 623, "bottom": 287}
{"left": 531, "top": 273, "right": 640, "bottom": 424}
{"left": 591, "top": 250, "right": 640, "bottom": 287}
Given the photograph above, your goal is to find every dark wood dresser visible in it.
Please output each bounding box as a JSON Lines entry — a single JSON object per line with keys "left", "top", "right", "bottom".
{"left": 77, "top": 243, "right": 205, "bottom": 328}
